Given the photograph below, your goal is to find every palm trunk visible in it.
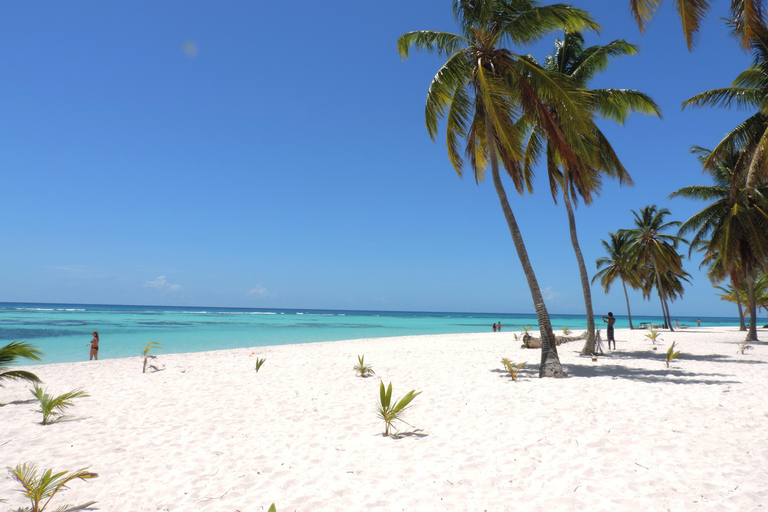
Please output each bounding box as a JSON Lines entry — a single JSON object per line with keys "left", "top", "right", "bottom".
{"left": 486, "top": 118, "right": 564, "bottom": 378}
{"left": 746, "top": 272, "right": 759, "bottom": 341}
{"left": 663, "top": 296, "right": 673, "bottom": 331}
{"left": 737, "top": 293, "right": 746, "bottom": 331}
{"left": 622, "top": 279, "right": 634, "bottom": 329}
{"left": 559, "top": 170, "right": 596, "bottom": 356}
{"left": 656, "top": 269, "right": 673, "bottom": 331}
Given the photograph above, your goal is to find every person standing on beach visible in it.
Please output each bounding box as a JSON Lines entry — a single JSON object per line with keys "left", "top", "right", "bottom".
{"left": 697, "top": 318, "right": 701, "bottom": 327}
{"left": 89, "top": 331, "right": 99, "bottom": 360}
{"left": 493, "top": 323, "right": 497, "bottom": 332}
{"left": 497, "top": 322, "right": 502, "bottom": 332}
{"left": 602, "top": 313, "right": 616, "bottom": 350}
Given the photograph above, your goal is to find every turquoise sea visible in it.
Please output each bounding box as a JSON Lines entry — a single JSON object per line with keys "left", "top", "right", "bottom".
{"left": 0, "top": 302, "right": 744, "bottom": 365}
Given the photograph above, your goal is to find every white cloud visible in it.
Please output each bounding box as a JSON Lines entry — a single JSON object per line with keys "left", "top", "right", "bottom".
{"left": 542, "top": 287, "right": 563, "bottom": 302}
{"left": 145, "top": 276, "right": 182, "bottom": 294}
{"left": 248, "top": 284, "right": 275, "bottom": 299}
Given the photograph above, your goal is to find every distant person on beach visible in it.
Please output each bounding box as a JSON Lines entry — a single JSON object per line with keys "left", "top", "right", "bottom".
{"left": 493, "top": 323, "right": 497, "bottom": 332}
{"left": 497, "top": 322, "right": 502, "bottom": 332}
{"left": 89, "top": 331, "right": 99, "bottom": 360}
{"left": 697, "top": 318, "right": 701, "bottom": 327}
{"left": 602, "top": 313, "right": 616, "bottom": 350}
{"left": 675, "top": 319, "right": 680, "bottom": 328}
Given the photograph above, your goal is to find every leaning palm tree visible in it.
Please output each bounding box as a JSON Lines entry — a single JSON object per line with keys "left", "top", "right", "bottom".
{"left": 526, "top": 31, "right": 661, "bottom": 354}
{"left": 0, "top": 341, "right": 42, "bottom": 386}
{"left": 398, "top": 0, "right": 599, "bottom": 377}
{"left": 622, "top": 205, "right": 687, "bottom": 331}
{"left": 629, "top": 0, "right": 765, "bottom": 50}
{"left": 592, "top": 231, "right": 641, "bottom": 329}
{"left": 682, "top": 23, "right": 768, "bottom": 202}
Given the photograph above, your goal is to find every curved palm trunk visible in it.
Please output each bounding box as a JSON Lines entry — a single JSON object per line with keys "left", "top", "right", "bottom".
{"left": 486, "top": 120, "right": 564, "bottom": 378}
{"left": 655, "top": 269, "right": 673, "bottom": 331}
{"left": 621, "top": 279, "right": 634, "bottom": 329}
{"left": 746, "top": 273, "right": 759, "bottom": 341}
{"left": 559, "top": 169, "right": 596, "bottom": 356}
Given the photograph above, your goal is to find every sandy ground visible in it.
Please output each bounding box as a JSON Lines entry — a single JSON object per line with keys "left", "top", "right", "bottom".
{"left": 1, "top": 327, "right": 766, "bottom": 511}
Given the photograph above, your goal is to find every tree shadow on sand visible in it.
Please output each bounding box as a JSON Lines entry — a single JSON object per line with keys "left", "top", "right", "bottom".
{"left": 602, "top": 349, "right": 767, "bottom": 365}
{"left": 566, "top": 362, "right": 741, "bottom": 384}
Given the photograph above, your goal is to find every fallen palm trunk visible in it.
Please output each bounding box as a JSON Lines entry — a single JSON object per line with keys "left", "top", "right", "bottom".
{"left": 521, "top": 331, "right": 587, "bottom": 349}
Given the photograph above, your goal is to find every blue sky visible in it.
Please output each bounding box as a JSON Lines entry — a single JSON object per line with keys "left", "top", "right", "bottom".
{"left": 0, "top": 1, "right": 762, "bottom": 319}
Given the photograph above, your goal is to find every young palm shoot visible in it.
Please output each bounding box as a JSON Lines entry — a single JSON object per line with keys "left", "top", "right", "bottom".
{"left": 0, "top": 341, "right": 43, "bottom": 386}
{"left": 8, "top": 462, "right": 98, "bottom": 512}
{"left": 666, "top": 342, "right": 681, "bottom": 368}
{"left": 142, "top": 341, "right": 162, "bottom": 373}
{"left": 254, "top": 358, "right": 266, "bottom": 372}
{"left": 739, "top": 343, "right": 754, "bottom": 354}
{"left": 501, "top": 359, "right": 526, "bottom": 380}
{"left": 645, "top": 330, "right": 661, "bottom": 346}
{"left": 562, "top": 327, "right": 571, "bottom": 335}
{"left": 353, "top": 355, "right": 374, "bottom": 378}
{"left": 377, "top": 381, "right": 421, "bottom": 437}
{"left": 31, "top": 384, "right": 89, "bottom": 425}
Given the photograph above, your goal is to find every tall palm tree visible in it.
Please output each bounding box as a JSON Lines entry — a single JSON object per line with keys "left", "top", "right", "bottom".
{"left": 671, "top": 148, "right": 768, "bottom": 340}
{"left": 702, "top": 248, "right": 748, "bottom": 330}
{"left": 682, "top": 23, "right": 768, "bottom": 201}
{"left": 0, "top": 341, "right": 42, "bottom": 386}
{"left": 592, "top": 231, "right": 641, "bottom": 329}
{"left": 621, "top": 205, "right": 687, "bottom": 331}
{"left": 526, "top": 32, "right": 661, "bottom": 354}
{"left": 398, "top": 0, "right": 599, "bottom": 377}
{"left": 629, "top": 0, "right": 765, "bottom": 49}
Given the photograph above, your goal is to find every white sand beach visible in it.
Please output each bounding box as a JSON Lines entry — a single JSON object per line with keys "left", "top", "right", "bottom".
{"left": 1, "top": 327, "right": 767, "bottom": 511}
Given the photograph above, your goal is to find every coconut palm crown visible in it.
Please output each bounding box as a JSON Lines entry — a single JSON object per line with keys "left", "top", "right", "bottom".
{"left": 398, "top": 0, "right": 600, "bottom": 377}
{"left": 0, "top": 341, "right": 42, "bottom": 386}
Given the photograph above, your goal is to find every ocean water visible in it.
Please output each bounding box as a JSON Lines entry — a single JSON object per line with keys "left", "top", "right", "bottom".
{"left": 0, "top": 302, "right": 743, "bottom": 365}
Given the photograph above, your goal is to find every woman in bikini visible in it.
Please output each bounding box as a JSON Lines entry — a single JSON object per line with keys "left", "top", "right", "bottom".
{"left": 89, "top": 331, "right": 100, "bottom": 360}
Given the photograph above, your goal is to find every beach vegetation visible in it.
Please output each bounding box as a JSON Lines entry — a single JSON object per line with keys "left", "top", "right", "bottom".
{"left": 739, "top": 343, "right": 754, "bottom": 354}
{"left": 142, "top": 341, "right": 162, "bottom": 373}
{"left": 353, "top": 355, "right": 374, "bottom": 378}
{"left": 31, "top": 384, "right": 89, "bottom": 425}
{"left": 377, "top": 381, "right": 421, "bottom": 437}
{"left": 501, "top": 358, "right": 525, "bottom": 380}
{"left": 644, "top": 329, "right": 661, "bottom": 345}
{"left": 398, "top": 0, "right": 602, "bottom": 378}
{"left": 254, "top": 357, "right": 266, "bottom": 372}
{"left": 594, "top": 231, "right": 642, "bottom": 330}
{"left": 561, "top": 327, "right": 571, "bottom": 336}
{"left": 620, "top": 206, "right": 689, "bottom": 332}
{"left": 665, "top": 342, "right": 681, "bottom": 368}
{"left": 526, "top": 31, "right": 661, "bottom": 357}
{"left": 671, "top": 142, "right": 768, "bottom": 342}
{"left": 1, "top": 341, "right": 42, "bottom": 387}
{"left": 7, "top": 462, "right": 97, "bottom": 512}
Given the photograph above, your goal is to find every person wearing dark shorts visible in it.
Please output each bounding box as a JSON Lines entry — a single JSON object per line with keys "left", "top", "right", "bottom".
{"left": 89, "top": 331, "right": 100, "bottom": 360}
{"left": 602, "top": 312, "right": 616, "bottom": 350}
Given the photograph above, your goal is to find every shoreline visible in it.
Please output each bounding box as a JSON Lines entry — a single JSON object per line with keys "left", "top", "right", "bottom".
{"left": 3, "top": 327, "right": 767, "bottom": 510}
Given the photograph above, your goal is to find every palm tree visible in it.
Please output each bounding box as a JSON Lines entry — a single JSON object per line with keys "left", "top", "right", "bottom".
{"left": 715, "top": 281, "right": 748, "bottom": 328}
{"left": 629, "top": 0, "right": 765, "bottom": 50}
{"left": 622, "top": 205, "right": 687, "bottom": 331}
{"left": 670, "top": 148, "right": 768, "bottom": 340}
{"left": 702, "top": 248, "right": 748, "bottom": 330}
{"left": 0, "top": 341, "right": 42, "bottom": 386}
{"left": 592, "top": 231, "right": 641, "bottom": 329}
{"left": 398, "top": 0, "right": 599, "bottom": 377}
{"left": 526, "top": 32, "right": 661, "bottom": 354}
{"left": 682, "top": 24, "right": 768, "bottom": 201}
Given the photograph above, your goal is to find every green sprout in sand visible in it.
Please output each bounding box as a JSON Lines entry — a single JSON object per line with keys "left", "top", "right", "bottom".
{"left": 501, "top": 358, "right": 525, "bottom": 380}
{"left": 561, "top": 327, "right": 571, "bottom": 335}
{"left": 254, "top": 357, "right": 266, "bottom": 372}
{"left": 377, "top": 381, "right": 421, "bottom": 437}
{"left": 30, "top": 384, "right": 89, "bottom": 425}
{"left": 142, "top": 341, "right": 162, "bottom": 373}
{"left": 739, "top": 343, "right": 754, "bottom": 354}
{"left": 665, "top": 342, "right": 680, "bottom": 368}
{"left": 8, "top": 462, "right": 98, "bottom": 512}
{"left": 645, "top": 330, "right": 661, "bottom": 346}
{"left": 353, "top": 355, "right": 375, "bottom": 377}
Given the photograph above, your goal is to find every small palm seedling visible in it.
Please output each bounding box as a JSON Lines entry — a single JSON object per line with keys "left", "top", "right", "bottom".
{"left": 521, "top": 325, "right": 533, "bottom": 333}
{"left": 1, "top": 341, "right": 42, "bottom": 386}
{"left": 8, "top": 462, "right": 98, "bottom": 512}
{"left": 254, "top": 357, "right": 266, "bottom": 372}
{"left": 645, "top": 330, "right": 661, "bottom": 346}
{"left": 377, "top": 381, "right": 421, "bottom": 437}
{"left": 353, "top": 355, "right": 375, "bottom": 377}
{"left": 31, "top": 384, "right": 89, "bottom": 425}
{"left": 500, "top": 358, "right": 525, "bottom": 380}
{"left": 562, "top": 327, "right": 571, "bottom": 335}
{"left": 739, "top": 343, "right": 754, "bottom": 354}
{"left": 142, "top": 341, "right": 162, "bottom": 373}
{"left": 665, "top": 342, "right": 681, "bottom": 368}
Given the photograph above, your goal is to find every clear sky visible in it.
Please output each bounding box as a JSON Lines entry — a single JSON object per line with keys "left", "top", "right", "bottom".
{"left": 0, "top": 1, "right": 762, "bottom": 318}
